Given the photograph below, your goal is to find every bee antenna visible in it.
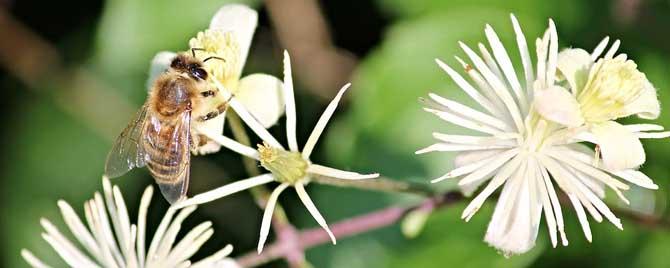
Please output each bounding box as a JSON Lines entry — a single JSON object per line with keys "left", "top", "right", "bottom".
{"left": 203, "top": 56, "right": 226, "bottom": 63}
{"left": 191, "top": 47, "right": 206, "bottom": 57}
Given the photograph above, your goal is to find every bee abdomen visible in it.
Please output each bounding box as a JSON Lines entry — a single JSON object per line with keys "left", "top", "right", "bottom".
{"left": 142, "top": 122, "right": 188, "bottom": 184}
{"left": 147, "top": 160, "right": 185, "bottom": 184}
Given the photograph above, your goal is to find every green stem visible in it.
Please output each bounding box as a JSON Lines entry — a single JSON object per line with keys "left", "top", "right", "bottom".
{"left": 311, "top": 175, "right": 436, "bottom": 196}
{"left": 226, "top": 111, "right": 291, "bottom": 223}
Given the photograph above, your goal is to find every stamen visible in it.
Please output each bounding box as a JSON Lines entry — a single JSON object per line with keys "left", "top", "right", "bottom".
{"left": 257, "top": 142, "right": 309, "bottom": 184}
{"left": 578, "top": 58, "right": 646, "bottom": 122}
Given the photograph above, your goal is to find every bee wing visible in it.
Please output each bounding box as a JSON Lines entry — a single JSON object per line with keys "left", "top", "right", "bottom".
{"left": 105, "top": 104, "right": 149, "bottom": 178}
{"left": 144, "top": 111, "right": 191, "bottom": 204}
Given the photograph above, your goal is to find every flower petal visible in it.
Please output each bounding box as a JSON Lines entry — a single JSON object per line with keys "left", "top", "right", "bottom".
{"left": 534, "top": 85, "right": 585, "bottom": 127}
{"left": 510, "top": 14, "right": 534, "bottom": 96}
{"left": 56, "top": 200, "right": 102, "bottom": 262}
{"left": 237, "top": 74, "right": 285, "bottom": 128}
{"left": 196, "top": 125, "right": 259, "bottom": 160}
{"left": 282, "top": 51, "right": 299, "bottom": 151}
{"left": 591, "top": 37, "right": 610, "bottom": 60}
{"left": 590, "top": 121, "right": 645, "bottom": 170}
{"left": 567, "top": 194, "right": 592, "bottom": 242}
{"left": 147, "top": 51, "right": 177, "bottom": 91}
{"left": 136, "top": 186, "right": 153, "bottom": 265}
{"left": 302, "top": 83, "right": 350, "bottom": 159}
{"left": 209, "top": 4, "right": 258, "bottom": 73}
{"left": 307, "top": 164, "right": 379, "bottom": 180}
{"left": 623, "top": 81, "right": 660, "bottom": 120}
{"left": 21, "top": 249, "right": 52, "bottom": 268}
{"left": 435, "top": 58, "right": 500, "bottom": 116}
{"left": 213, "top": 78, "right": 284, "bottom": 149}
{"left": 484, "top": 24, "right": 528, "bottom": 112}
{"left": 461, "top": 155, "right": 522, "bottom": 221}
{"left": 459, "top": 42, "right": 525, "bottom": 132}
{"left": 546, "top": 20, "right": 559, "bottom": 87}
{"left": 191, "top": 246, "right": 235, "bottom": 268}
{"left": 174, "top": 174, "right": 274, "bottom": 209}
{"left": 295, "top": 183, "right": 336, "bottom": 245}
{"left": 258, "top": 183, "right": 289, "bottom": 253}
{"left": 610, "top": 169, "right": 658, "bottom": 190}
{"left": 484, "top": 163, "right": 539, "bottom": 256}
{"left": 557, "top": 48, "right": 592, "bottom": 94}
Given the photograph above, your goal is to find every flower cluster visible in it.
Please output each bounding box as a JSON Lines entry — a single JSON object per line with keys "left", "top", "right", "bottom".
{"left": 22, "top": 4, "right": 669, "bottom": 266}
{"left": 154, "top": 5, "right": 378, "bottom": 254}
{"left": 418, "top": 15, "right": 668, "bottom": 255}
{"left": 22, "top": 177, "right": 235, "bottom": 268}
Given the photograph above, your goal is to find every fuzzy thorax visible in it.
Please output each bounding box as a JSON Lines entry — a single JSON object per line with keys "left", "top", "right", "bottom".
{"left": 257, "top": 142, "right": 309, "bottom": 184}
{"left": 578, "top": 57, "right": 647, "bottom": 123}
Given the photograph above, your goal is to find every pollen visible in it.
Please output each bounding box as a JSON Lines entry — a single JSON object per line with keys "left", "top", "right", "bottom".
{"left": 257, "top": 142, "right": 309, "bottom": 184}
{"left": 578, "top": 57, "right": 647, "bottom": 122}
{"left": 189, "top": 30, "right": 242, "bottom": 90}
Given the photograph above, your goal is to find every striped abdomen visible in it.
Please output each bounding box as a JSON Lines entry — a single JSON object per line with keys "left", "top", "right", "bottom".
{"left": 142, "top": 114, "right": 190, "bottom": 184}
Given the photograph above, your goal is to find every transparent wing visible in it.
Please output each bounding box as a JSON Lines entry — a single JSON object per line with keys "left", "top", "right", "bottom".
{"left": 104, "top": 104, "right": 149, "bottom": 178}
{"left": 144, "top": 111, "right": 191, "bottom": 204}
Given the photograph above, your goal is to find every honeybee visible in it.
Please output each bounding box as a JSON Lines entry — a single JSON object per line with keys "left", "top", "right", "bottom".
{"left": 105, "top": 50, "right": 228, "bottom": 204}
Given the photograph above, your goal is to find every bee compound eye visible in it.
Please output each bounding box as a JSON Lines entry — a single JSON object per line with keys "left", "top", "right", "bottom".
{"left": 170, "top": 57, "right": 183, "bottom": 68}
{"left": 193, "top": 68, "right": 208, "bottom": 80}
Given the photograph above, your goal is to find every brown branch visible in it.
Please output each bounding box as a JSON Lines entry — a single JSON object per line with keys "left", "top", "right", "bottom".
{"left": 236, "top": 191, "right": 464, "bottom": 267}
{"left": 238, "top": 187, "right": 670, "bottom": 267}
{"left": 612, "top": 207, "right": 670, "bottom": 230}
{"left": 265, "top": 0, "right": 357, "bottom": 100}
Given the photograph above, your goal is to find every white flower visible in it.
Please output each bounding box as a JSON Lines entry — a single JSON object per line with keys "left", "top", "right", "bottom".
{"left": 535, "top": 37, "right": 662, "bottom": 170}
{"left": 148, "top": 4, "right": 285, "bottom": 155}
{"left": 173, "top": 51, "right": 379, "bottom": 253}
{"left": 22, "top": 177, "right": 233, "bottom": 268}
{"left": 418, "top": 15, "right": 668, "bottom": 256}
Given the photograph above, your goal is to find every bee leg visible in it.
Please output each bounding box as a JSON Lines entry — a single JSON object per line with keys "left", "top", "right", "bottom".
{"left": 190, "top": 133, "right": 210, "bottom": 151}
{"left": 198, "top": 111, "right": 219, "bottom": 122}
{"left": 200, "top": 90, "right": 217, "bottom": 97}
{"left": 197, "top": 103, "right": 230, "bottom": 122}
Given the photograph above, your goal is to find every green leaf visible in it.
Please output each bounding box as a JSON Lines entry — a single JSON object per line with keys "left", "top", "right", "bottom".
{"left": 375, "top": 0, "right": 586, "bottom": 33}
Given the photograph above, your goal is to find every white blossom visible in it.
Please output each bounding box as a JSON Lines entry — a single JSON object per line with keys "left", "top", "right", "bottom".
{"left": 535, "top": 37, "right": 662, "bottom": 170}
{"left": 173, "top": 51, "right": 379, "bottom": 253}
{"left": 22, "top": 177, "right": 233, "bottom": 268}
{"left": 148, "top": 4, "right": 285, "bottom": 155}
{"left": 418, "top": 15, "right": 668, "bottom": 256}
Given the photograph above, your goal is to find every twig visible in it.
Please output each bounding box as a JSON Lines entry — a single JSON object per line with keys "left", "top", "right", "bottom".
{"left": 237, "top": 191, "right": 464, "bottom": 267}
{"left": 265, "top": 0, "right": 357, "bottom": 100}
{"left": 614, "top": 207, "right": 670, "bottom": 230}
{"left": 311, "top": 175, "right": 437, "bottom": 196}
{"left": 238, "top": 180, "right": 670, "bottom": 267}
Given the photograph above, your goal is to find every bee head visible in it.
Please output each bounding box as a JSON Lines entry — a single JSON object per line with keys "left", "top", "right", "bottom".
{"left": 170, "top": 54, "right": 208, "bottom": 81}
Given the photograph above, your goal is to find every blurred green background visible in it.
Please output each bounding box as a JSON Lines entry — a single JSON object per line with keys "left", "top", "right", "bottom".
{"left": 2, "top": 0, "right": 669, "bottom": 267}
